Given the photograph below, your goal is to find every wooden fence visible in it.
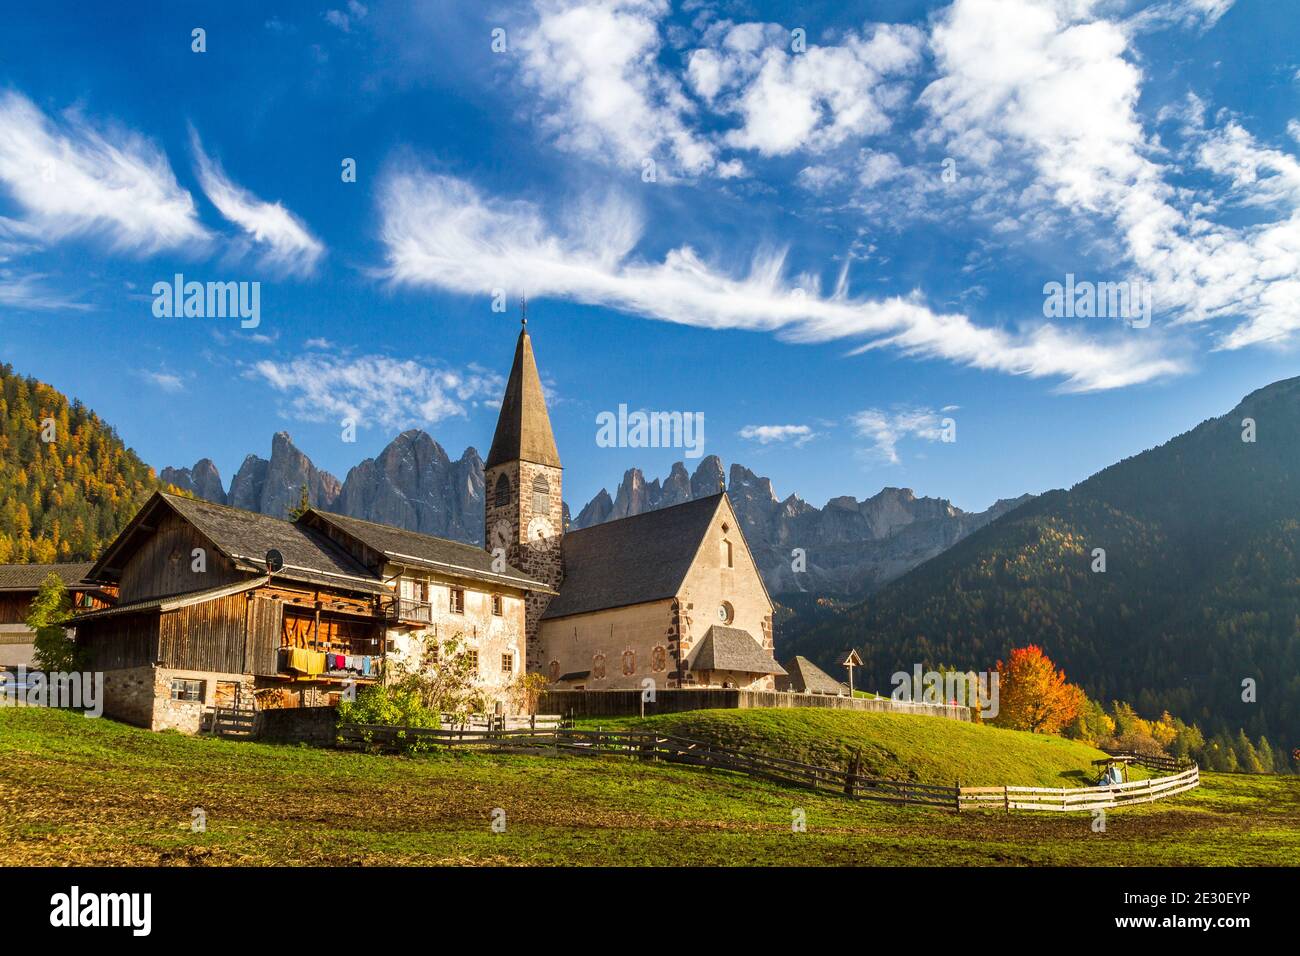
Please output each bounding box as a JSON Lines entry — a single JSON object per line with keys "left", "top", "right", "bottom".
{"left": 958, "top": 765, "right": 1200, "bottom": 812}
{"left": 1101, "top": 749, "right": 1193, "bottom": 773}
{"left": 336, "top": 724, "right": 960, "bottom": 809}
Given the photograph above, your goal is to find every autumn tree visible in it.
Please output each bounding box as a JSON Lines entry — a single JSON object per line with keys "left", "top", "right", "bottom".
{"left": 28, "top": 572, "right": 78, "bottom": 671}
{"left": 992, "top": 644, "right": 1083, "bottom": 734}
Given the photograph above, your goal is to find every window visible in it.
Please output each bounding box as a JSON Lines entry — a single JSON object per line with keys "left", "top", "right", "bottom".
{"left": 170, "top": 678, "right": 204, "bottom": 703}
{"left": 621, "top": 650, "right": 636, "bottom": 676}
{"left": 652, "top": 646, "right": 667, "bottom": 672}
{"left": 722, "top": 539, "right": 733, "bottom": 568}
{"left": 491, "top": 594, "right": 503, "bottom": 616}
{"left": 466, "top": 649, "right": 479, "bottom": 672}
{"left": 718, "top": 601, "right": 734, "bottom": 625}
{"left": 501, "top": 653, "right": 514, "bottom": 674}
{"left": 549, "top": 660, "right": 560, "bottom": 682}
{"left": 450, "top": 587, "right": 465, "bottom": 614}
{"left": 592, "top": 654, "right": 607, "bottom": 680}
{"left": 493, "top": 473, "right": 511, "bottom": 508}
{"left": 532, "top": 474, "right": 549, "bottom": 516}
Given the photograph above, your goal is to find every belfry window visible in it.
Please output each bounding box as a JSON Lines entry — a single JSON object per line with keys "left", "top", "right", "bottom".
{"left": 494, "top": 473, "right": 511, "bottom": 508}
{"left": 532, "top": 474, "right": 549, "bottom": 515}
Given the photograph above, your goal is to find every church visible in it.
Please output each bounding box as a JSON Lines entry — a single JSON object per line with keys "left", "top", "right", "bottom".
{"left": 484, "top": 319, "right": 784, "bottom": 692}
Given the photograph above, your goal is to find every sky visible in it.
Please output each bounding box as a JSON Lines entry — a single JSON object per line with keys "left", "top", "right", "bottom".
{"left": 0, "top": 0, "right": 1297, "bottom": 514}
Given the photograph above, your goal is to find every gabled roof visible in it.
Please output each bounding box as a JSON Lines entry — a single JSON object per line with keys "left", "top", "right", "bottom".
{"left": 778, "top": 655, "right": 847, "bottom": 694}
{"left": 303, "top": 509, "right": 553, "bottom": 593}
{"left": 541, "top": 494, "right": 725, "bottom": 620}
{"left": 687, "top": 625, "right": 786, "bottom": 675}
{"left": 0, "top": 562, "right": 95, "bottom": 592}
{"left": 88, "top": 492, "right": 387, "bottom": 596}
{"left": 485, "top": 323, "right": 561, "bottom": 469}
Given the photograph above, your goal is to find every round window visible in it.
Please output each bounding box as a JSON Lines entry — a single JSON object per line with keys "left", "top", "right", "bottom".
{"left": 718, "top": 601, "right": 734, "bottom": 624}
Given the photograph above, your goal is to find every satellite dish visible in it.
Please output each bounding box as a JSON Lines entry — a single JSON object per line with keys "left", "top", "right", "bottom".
{"left": 265, "top": 549, "right": 284, "bottom": 574}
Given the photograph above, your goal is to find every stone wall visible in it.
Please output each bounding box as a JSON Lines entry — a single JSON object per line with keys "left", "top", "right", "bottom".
{"left": 256, "top": 705, "right": 338, "bottom": 746}
{"left": 100, "top": 665, "right": 253, "bottom": 733}
{"left": 539, "top": 688, "right": 971, "bottom": 721}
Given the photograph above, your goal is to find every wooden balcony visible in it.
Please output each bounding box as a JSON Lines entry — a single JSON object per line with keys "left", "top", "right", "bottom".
{"left": 390, "top": 597, "right": 432, "bottom": 625}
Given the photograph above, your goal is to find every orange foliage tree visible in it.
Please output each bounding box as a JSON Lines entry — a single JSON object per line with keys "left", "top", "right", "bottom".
{"left": 992, "top": 644, "right": 1083, "bottom": 734}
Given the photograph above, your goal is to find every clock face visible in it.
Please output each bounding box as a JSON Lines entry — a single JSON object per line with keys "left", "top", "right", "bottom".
{"left": 527, "top": 515, "right": 556, "bottom": 549}
{"left": 718, "top": 601, "right": 734, "bottom": 624}
{"left": 489, "top": 519, "right": 512, "bottom": 553}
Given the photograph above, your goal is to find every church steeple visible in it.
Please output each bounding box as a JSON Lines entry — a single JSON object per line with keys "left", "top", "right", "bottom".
{"left": 485, "top": 320, "right": 560, "bottom": 470}
{"left": 483, "top": 314, "right": 563, "bottom": 674}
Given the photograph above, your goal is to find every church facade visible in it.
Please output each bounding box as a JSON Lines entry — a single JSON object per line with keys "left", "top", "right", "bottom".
{"left": 483, "top": 320, "right": 783, "bottom": 692}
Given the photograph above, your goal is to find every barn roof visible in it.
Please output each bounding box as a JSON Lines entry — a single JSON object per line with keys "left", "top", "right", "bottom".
{"left": 778, "top": 655, "right": 847, "bottom": 695}
{"left": 541, "top": 494, "right": 725, "bottom": 620}
{"left": 303, "top": 509, "right": 552, "bottom": 593}
{"left": 687, "top": 626, "right": 786, "bottom": 675}
{"left": 0, "top": 562, "right": 95, "bottom": 592}
{"left": 88, "top": 492, "right": 387, "bottom": 596}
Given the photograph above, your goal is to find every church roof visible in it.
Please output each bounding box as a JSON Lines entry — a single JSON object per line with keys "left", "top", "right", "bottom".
{"left": 485, "top": 323, "right": 561, "bottom": 470}
{"left": 687, "top": 626, "right": 787, "bottom": 675}
{"left": 541, "top": 494, "right": 725, "bottom": 620}
{"left": 777, "top": 655, "right": 847, "bottom": 694}
{"left": 303, "top": 509, "right": 552, "bottom": 593}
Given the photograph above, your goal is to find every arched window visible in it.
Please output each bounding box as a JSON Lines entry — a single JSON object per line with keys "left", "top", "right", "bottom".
{"left": 532, "top": 474, "right": 550, "bottom": 515}
{"left": 493, "top": 473, "right": 511, "bottom": 508}
{"left": 592, "top": 654, "right": 607, "bottom": 680}
{"left": 622, "top": 650, "right": 636, "bottom": 676}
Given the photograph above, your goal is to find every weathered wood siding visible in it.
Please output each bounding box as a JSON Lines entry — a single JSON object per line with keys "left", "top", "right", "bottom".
{"left": 116, "top": 509, "right": 242, "bottom": 602}
{"left": 158, "top": 594, "right": 249, "bottom": 672}
{"left": 246, "top": 594, "right": 283, "bottom": 677}
{"left": 81, "top": 613, "right": 160, "bottom": 670}
{"left": 0, "top": 593, "right": 31, "bottom": 624}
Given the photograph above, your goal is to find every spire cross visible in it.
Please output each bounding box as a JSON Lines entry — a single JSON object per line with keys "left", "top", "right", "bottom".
{"left": 521, "top": 293, "right": 527, "bottom": 327}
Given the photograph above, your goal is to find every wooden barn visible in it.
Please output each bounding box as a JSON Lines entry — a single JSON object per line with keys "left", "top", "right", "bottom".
{"left": 0, "top": 562, "right": 114, "bottom": 668}
{"left": 74, "top": 491, "right": 549, "bottom": 733}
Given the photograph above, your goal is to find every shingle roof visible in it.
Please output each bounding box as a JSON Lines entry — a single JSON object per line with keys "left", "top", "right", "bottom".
{"left": 0, "top": 562, "right": 95, "bottom": 592}
{"left": 541, "top": 494, "right": 724, "bottom": 620}
{"left": 687, "top": 625, "right": 786, "bottom": 675}
{"left": 777, "top": 655, "right": 847, "bottom": 694}
{"left": 485, "top": 324, "right": 561, "bottom": 469}
{"left": 304, "top": 509, "right": 551, "bottom": 592}
{"left": 89, "top": 493, "right": 387, "bottom": 595}
{"left": 158, "top": 494, "right": 387, "bottom": 593}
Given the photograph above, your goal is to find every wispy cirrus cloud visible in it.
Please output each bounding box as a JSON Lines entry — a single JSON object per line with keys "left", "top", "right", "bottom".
{"left": 247, "top": 352, "right": 503, "bottom": 430}
{"left": 0, "top": 90, "right": 207, "bottom": 254}
{"left": 376, "top": 164, "right": 1184, "bottom": 392}
{"left": 190, "top": 127, "right": 325, "bottom": 277}
{"left": 851, "top": 406, "right": 952, "bottom": 464}
{"left": 738, "top": 424, "right": 814, "bottom": 446}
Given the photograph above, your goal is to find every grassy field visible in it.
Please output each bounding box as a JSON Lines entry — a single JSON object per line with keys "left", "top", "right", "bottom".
{"left": 587, "top": 709, "right": 1151, "bottom": 787}
{"left": 1, "top": 708, "right": 1296, "bottom": 866}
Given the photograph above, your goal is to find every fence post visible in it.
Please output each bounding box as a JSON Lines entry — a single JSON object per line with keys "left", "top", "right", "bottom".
{"left": 1004, "top": 786, "right": 1010, "bottom": 814}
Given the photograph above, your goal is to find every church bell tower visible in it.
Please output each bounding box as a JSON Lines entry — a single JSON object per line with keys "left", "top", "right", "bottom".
{"left": 484, "top": 314, "right": 563, "bottom": 670}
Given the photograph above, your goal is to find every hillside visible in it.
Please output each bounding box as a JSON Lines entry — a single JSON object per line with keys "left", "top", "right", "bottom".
{"left": 4, "top": 708, "right": 1295, "bottom": 867}
{"left": 599, "top": 709, "right": 1136, "bottom": 787}
{"left": 788, "top": 376, "right": 1300, "bottom": 744}
{"left": 0, "top": 363, "right": 164, "bottom": 563}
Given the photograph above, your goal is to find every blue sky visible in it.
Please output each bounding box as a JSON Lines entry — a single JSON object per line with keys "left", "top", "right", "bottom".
{"left": 0, "top": 0, "right": 1297, "bottom": 514}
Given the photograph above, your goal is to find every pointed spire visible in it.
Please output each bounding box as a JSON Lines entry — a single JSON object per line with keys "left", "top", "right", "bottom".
{"left": 486, "top": 319, "right": 561, "bottom": 469}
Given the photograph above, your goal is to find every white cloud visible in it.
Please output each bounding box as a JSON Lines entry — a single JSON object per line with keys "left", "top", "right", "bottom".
{"left": 0, "top": 90, "right": 207, "bottom": 253}
{"left": 851, "top": 406, "right": 950, "bottom": 464}
{"left": 0, "top": 271, "right": 87, "bottom": 310}
{"left": 738, "top": 424, "right": 813, "bottom": 445}
{"left": 142, "top": 370, "right": 184, "bottom": 392}
{"left": 190, "top": 128, "right": 325, "bottom": 276}
{"left": 377, "top": 165, "right": 1184, "bottom": 391}
{"left": 1289, "top": 120, "right": 1300, "bottom": 146}
{"left": 519, "top": 0, "right": 719, "bottom": 177}
{"left": 325, "top": 1, "right": 367, "bottom": 32}
{"left": 690, "top": 21, "right": 925, "bottom": 156}
{"left": 248, "top": 353, "right": 503, "bottom": 430}
{"left": 920, "top": 0, "right": 1300, "bottom": 351}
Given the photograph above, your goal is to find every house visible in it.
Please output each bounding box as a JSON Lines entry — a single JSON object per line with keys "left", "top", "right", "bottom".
{"left": 776, "top": 655, "right": 849, "bottom": 696}
{"left": 0, "top": 563, "right": 114, "bottom": 668}
{"left": 73, "top": 492, "right": 548, "bottom": 732}
{"left": 483, "top": 318, "right": 783, "bottom": 692}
